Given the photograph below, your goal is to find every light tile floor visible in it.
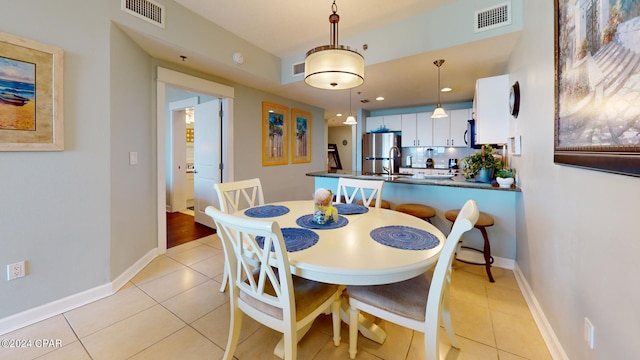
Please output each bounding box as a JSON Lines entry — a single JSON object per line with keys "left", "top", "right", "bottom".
{"left": 0, "top": 235, "right": 552, "bottom": 360}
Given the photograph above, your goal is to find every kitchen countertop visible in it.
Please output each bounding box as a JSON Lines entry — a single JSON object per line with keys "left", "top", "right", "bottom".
{"left": 306, "top": 171, "right": 521, "bottom": 192}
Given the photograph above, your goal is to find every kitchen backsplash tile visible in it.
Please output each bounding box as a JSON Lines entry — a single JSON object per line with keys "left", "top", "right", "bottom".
{"left": 401, "top": 146, "right": 505, "bottom": 168}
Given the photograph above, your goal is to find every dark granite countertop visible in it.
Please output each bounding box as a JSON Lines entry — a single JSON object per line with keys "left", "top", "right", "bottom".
{"left": 306, "top": 171, "right": 521, "bottom": 192}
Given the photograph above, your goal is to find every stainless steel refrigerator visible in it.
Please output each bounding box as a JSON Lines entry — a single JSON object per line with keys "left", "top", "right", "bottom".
{"left": 362, "top": 132, "right": 401, "bottom": 174}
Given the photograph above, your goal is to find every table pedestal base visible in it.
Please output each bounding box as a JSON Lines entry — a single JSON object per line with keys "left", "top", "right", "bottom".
{"left": 273, "top": 298, "right": 387, "bottom": 358}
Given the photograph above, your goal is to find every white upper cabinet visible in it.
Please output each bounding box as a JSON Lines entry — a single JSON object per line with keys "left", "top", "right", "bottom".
{"left": 365, "top": 116, "right": 384, "bottom": 133}
{"left": 383, "top": 114, "right": 402, "bottom": 131}
{"left": 401, "top": 112, "right": 433, "bottom": 147}
{"left": 432, "top": 109, "right": 470, "bottom": 147}
{"left": 432, "top": 115, "right": 450, "bottom": 147}
{"left": 401, "top": 113, "right": 417, "bottom": 146}
{"left": 416, "top": 112, "right": 433, "bottom": 147}
{"left": 377, "top": 109, "right": 470, "bottom": 147}
{"left": 449, "top": 108, "right": 471, "bottom": 147}
{"left": 474, "top": 75, "right": 509, "bottom": 144}
{"left": 365, "top": 114, "right": 402, "bottom": 132}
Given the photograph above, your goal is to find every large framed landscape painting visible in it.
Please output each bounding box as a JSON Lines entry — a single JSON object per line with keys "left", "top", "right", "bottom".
{"left": 291, "top": 108, "right": 312, "bottom": 164}
{"left": 554, "top": 0, "right": 640, "bottom": 177}
{"left": 262, "top": 101, "right": 288, "bottom": 166}
{"left": 0, "top": 32, "right": 64, "bottom": 151}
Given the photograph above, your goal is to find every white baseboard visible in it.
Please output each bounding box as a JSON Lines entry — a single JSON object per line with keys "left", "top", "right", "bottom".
{"left": 493, "top": 255, "right": 514, "bottom": 270}
{"left": 111, "top": 248, "right": 158, "bottom": 292}
{"left": 0, "top": 248, "right": 159, "bottom": 336}
{"left": 0, "top": 283, "right": 111, "bottom": 336}
{"left": 513, "top": 263, "right": 569, "bottom": 360}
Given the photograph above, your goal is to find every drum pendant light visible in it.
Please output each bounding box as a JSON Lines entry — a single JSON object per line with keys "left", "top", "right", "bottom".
{"left": 431, "top": 59, "right": 448, "bottom": 118}
{"left": 304, "top": 1, "right": 364, "bottom": 90}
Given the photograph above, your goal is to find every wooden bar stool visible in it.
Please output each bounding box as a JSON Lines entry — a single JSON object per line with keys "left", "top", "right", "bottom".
{"left": 395, "top": 203, "right": 436, "bottom": 223}
{"left": 445, "top": 209, "right": 495, "bottom": 282}
{"left": 356, "top": 199, "right": 391, "bottom": 209}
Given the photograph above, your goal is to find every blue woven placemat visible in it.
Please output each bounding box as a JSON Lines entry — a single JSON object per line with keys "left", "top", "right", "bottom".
{"left": 334, "top": 203, "right": 369, "bottom": 215}
{"left": 296, "top": 214, "right": 349, "bottom": 229}
{"left": 256, "top": 228, "right": 319, "bottom": 252}
{"left": 370, "top": 225, "right": 440, "bottom": 250}
{"left": 244, "top": 205, "right": 289, "bottom": 218}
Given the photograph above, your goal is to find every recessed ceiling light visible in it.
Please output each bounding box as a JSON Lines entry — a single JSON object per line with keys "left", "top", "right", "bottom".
{"left": 375, "top": 96, "right": 385, "bottom": 101}
{"left": 441, "top": 87, "right": 452, "bottom": 92}
{"left": 336, "top": 113, "right": 343, "bottom": 117}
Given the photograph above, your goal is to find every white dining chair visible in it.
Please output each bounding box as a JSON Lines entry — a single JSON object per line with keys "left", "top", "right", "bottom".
{"left": 346, "top": 199, "right": 479, "bottom": 359}
{"left": 335, "top": 177, "right": 385, "bottom": 208}
{"left": 205, "top": 206, "right": 344, "bottom": 360}
{"left": 214, "top": 178, "right": 265, "bottom": 292}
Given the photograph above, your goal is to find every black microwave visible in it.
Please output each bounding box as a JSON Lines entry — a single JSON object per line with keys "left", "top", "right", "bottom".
{"left": 465, "top": 119, "right": 501, "bottom": 149}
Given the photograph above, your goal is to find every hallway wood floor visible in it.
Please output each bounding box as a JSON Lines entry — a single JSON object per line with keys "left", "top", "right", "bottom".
{"left": 166, "top": 211, "right": 216, "bottom": 248}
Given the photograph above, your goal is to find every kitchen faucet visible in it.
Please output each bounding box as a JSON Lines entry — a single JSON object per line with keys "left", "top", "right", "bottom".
{"left": 388, "top": 145, "right": 400, "bottom": 175}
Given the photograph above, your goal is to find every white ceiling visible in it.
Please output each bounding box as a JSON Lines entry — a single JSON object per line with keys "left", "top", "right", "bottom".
{"left": 126, "top": 0, "right": 520, "bottom": 126}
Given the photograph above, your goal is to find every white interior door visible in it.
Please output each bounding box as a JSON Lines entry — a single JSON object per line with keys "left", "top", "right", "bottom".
{"left": 170, "top": 109, "right": 188, "bottom": 212}
{"left": 193, "top": 99, "right": 221, "bottom": 228}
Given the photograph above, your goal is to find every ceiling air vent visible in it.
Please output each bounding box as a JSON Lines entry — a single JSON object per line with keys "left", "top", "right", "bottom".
{"left": 292, "top": 62, "right": 305, "bottom": 77}
{"left": 122, "top": 0, "right": 165, "bottom": 28}
{"left": 474, "top": 1, "right": 511, "bottom": 32}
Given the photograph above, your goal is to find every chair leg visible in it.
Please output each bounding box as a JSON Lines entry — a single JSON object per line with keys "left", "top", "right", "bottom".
{"left": 424, "top": 316, "right": 439, "bottom": 360}
{"left": 219, "top": 266, "right": 229, "bottom": 292}
{"left": 332, "top": 297, "right": 342, "bottom": 346}
{"left": 348, "top": 306, "right": 359, "bottom": 359}
{"left": 478, "top": 227, "right": 495, "bottom": 283}
{"left": 441, "top": 282, "right": 459, "bottom": 349}
{"left": 283, "top": 330, "right": 297, "bottom": 360}
{"left": 223, "top": 302, "right": 242, "bottom": 360}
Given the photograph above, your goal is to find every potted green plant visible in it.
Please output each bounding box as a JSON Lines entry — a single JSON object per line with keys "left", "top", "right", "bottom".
{"left": 461, "top": 145, "right": 503, "bottom": 183}
{"left": 496, "top": 168, "right": 515, "bottom": 188}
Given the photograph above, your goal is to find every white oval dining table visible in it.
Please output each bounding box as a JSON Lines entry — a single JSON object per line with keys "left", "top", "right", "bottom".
{"left": 232, "top": 200, "right": 447, "bottom": 348}
{"left": 234, "top": 200, "right": 446, "bottom": 285}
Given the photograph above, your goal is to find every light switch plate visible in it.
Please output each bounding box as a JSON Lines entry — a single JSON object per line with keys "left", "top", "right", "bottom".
{"left": 129, "top": 151, "right": 138, "bottom": 165}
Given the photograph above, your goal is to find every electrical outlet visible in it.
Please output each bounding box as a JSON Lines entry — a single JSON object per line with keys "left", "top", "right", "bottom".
{"left": 7, "top": 261, "right": 25, "bottom": 281}
{"left": 584, "top": 317, "right": 595, "bottom": 350}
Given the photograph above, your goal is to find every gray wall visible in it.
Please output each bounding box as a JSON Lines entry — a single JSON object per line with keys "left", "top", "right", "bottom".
{"left": 510, "top": 1, "right": 640, "bottom": 358}
{"left": 0, "top": 0, "right": 113, "bottom": 317}
{"left": 0, "top": 0, "right": 323, "bottom": 320}
{"left": 109, "top": 24, "right": 157, "bottom": 279}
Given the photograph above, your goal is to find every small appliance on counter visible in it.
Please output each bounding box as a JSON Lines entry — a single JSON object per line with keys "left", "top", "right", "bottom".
{"left": 425, "top": 148, "right": 434, "bottom": 168}
{"left": 448, "top": 158, "right": 458, "bottom": 169}
{"left": 405, "top": 155, "right": 412, "bottom": 167}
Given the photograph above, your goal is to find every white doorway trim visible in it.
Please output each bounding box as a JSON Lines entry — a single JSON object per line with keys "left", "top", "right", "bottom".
{"left": 156, "top": 67, "right": 235, "bottom": 254}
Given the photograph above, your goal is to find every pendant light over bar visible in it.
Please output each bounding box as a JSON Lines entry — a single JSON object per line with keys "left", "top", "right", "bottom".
{"left": 431, "top": 59, "right": 448, "bottom": 118}
{"left": 344, "top": 89, "right": 357, "bottom": 125}
{"left": 304, "top": 0, "right": 364, "bottom": 90}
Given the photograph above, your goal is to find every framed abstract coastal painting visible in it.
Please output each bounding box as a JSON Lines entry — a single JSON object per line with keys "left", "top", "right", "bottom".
{"left": 262, "top": 101, "right": 288, "bottom": 166}
{"left": 291, "top": 108, "right": 312, "bottom": 163}
{"left": 0, "top": 32, "right": 64, "bottom": 151}
{"left": 554, "top": 0, "right": 640, "bottom": 177}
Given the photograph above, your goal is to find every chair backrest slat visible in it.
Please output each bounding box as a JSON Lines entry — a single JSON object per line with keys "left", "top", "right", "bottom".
{"left": 214, "top": 178, "right": 265, "bottom": 213}
{"left": 335, "top": 178, "right": 385, "bottom": 208}
{"left": 205, "top": 206, "right": 295, "bottom": 317}
{"left": 425, "top": 199, "right": 479, "bottom": 320}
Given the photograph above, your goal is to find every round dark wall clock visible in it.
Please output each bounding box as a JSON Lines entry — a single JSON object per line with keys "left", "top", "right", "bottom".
{"left": 342, "top": 139, "right": 348, "bottom": 146}
{"left": 509, "top": 81, "right": 520, "bottom": 118}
